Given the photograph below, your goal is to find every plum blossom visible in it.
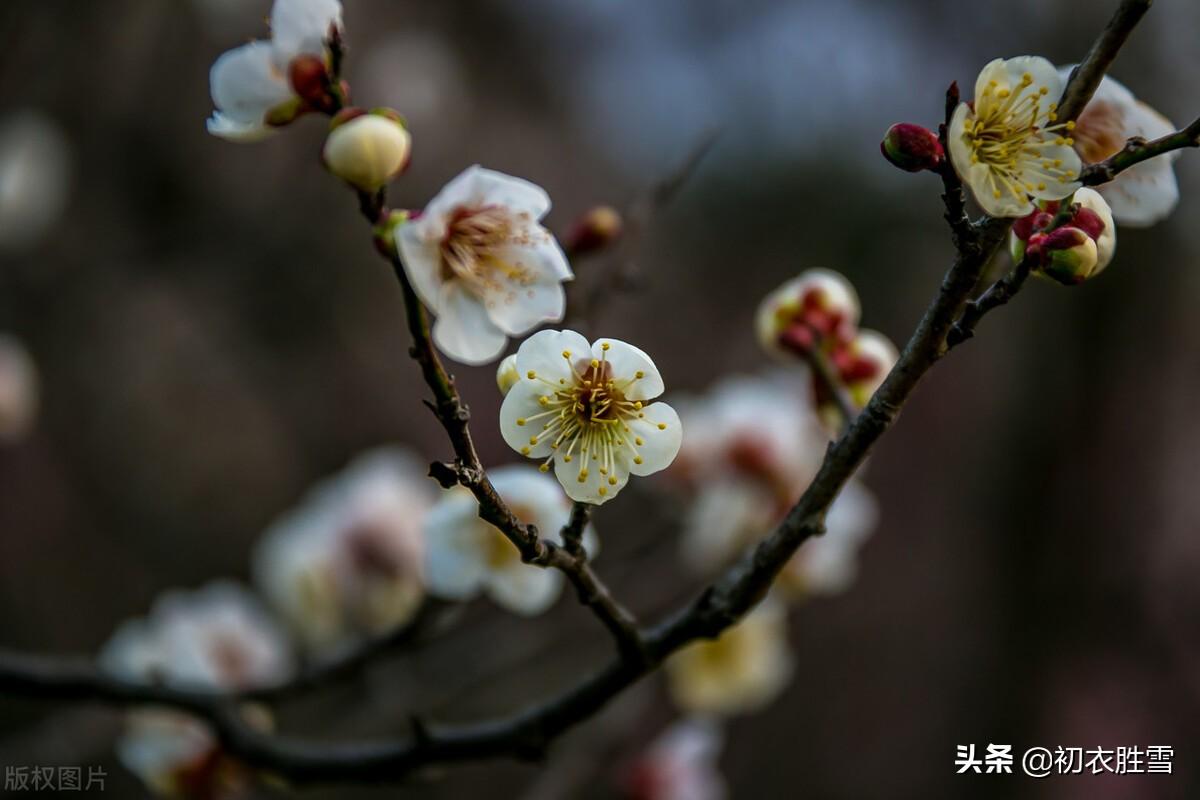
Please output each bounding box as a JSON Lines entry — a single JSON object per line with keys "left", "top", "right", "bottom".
{"left": 1061, "top": 68, "right": 1178, "bottom": 226}
{"left": 0, "top": 335, "right": 38, "bottom": 443}
{"left": 207, "top": 0, "right": 343, "bottom": 141}
{"left": 253, "top": 447, "right": 432, "bottom": 652}
{"left": 100, "top": 582, "right": 293, "bottom": 797}
{"left": 621, "top": 718, "right": 727, "bottom": 800}
{"left": 396, "top": 166, "right": 573, "bottom": 365}
{"left": 664, "top": 599, "right": 794, "bottom": 716}
{"left": 672, "top": 372, "right": 877, "bottom": 599}
{"left": 756, "top": 269, "right": 860, "bottom": 359}
{"left": 1011, "top": 187, "right": 1116, "bottom": 285}
{"left": 499, "top": 330, "right": 681, "bottom": 504}
{"left": 423, "top": 465, "right": 593, "bottom": 615}
{"left": 948, "top": 56, "right": 1082, "bottom": 217}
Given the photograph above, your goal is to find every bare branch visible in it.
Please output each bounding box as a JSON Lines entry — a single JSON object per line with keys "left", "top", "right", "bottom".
{"left": 1081, "top": 116, "right": 1200, "bottom": 185}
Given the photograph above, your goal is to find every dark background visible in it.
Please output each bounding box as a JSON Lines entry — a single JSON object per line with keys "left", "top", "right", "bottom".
{"left": 1, "top": 0, "right": 1198, "bottom": 797}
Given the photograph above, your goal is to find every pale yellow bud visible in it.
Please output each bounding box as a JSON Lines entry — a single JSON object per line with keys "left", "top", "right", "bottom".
{"left": 322, "top": 112, "right": 411, "bottom": 192}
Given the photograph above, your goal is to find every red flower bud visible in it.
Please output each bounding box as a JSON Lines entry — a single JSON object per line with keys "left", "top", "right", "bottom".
{"left": 880, "top": 123, "right": 944, "bottom": 173}
{"left": 562, "top": 206, "right": 622, "bottom": 257}
{"left": 288, "top": 55, "right": 337, "bottom": 114}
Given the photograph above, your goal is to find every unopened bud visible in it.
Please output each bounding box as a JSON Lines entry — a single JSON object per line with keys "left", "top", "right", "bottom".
{"left": 288, "top": 55, "right": 336, "bottom": 114}
{"left": 832, "top": 330, "right": 897, "bottom": 408}
{"left": 1028, "top": 227, "right": 1099, "bottom": 285}
{"left": 322, "top": 108, "right": 412, "bottom": 192}
{"left": 1010, "top": 188, "right": 1115, "bottom": 279}
{"left": 563, "top": 206, "right": 622, "bottom": 257}
{"left": 496, "top": 354, "right": 520, "bottom": 396}
{"left": 756, "top": 269, "right": 861, "bottom": 359}
{"left": 880, "top": 123, "right": 944, "bottom": 173}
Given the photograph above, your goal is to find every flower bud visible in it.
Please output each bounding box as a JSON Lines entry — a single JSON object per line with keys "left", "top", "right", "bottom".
{"left": 880, "top": 123, "right": 944, "bottom": 173}
{"left": 562, "top": 205, "right": 622, "bottom": 257}
{"left": 1028, "top": 227, "right": 1099, "bottom": 285}
{"left": 756, "top": 269, "right": 860, "bottom": 359}
{"left": 288, "top": 54, "right": 336, "bottom": 114}
{"left": 322, "top": 108, "right": 412, "bottom": 192}
{"left": 496, "top": 354, "right": 519, "bottom": 396}
{"left": 832, "top": 330, "right": 897, "bottom": 408}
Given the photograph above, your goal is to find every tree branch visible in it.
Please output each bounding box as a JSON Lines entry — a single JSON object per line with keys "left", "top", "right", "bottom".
{"left": 1081, "top": 116, "right": 1200, "bottom": 185}
{"left": 946, "top": 255, "right": 1034, "bottom": 349}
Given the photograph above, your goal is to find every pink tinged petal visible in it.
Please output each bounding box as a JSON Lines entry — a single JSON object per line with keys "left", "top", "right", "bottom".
{"left": 270, "top": 0, "right": 342, "bottom": 67}
{"left": 499, "top": 382, "right": 556, "bottom": 458}
{"left": 486, "top": 563, "right": 563, "bottom": 616}
{"left": 396, "top": 225, "right": 446, "bottom": 310}
{"left": 514, "top": 328, "right": 590, "bottom": 384}
{"left": 423, "top": 493, "right": 489, "bottom": 600}
{"left": 595, "top": 338, "right": 664, "bottom": 401}
{"left": 483, "top": 278, "right": 566, "bottom": 337}
{"left": 628, "top": 402, "right": 682, "bottom": 476}
{"left": 431, "top": 281, "right": 508, "bottom": 365}
{"left": 209, "top": 42, "right": 293, "bottom": 127}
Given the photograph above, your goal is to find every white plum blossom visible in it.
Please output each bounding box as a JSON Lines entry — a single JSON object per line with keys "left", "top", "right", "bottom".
{"left": 396, "top": 166, "right": 573, "bottom": 365}
{"left": 253, "top": 447, "right": 432, "bottom": 653}
{"left": 0, "top": 335, "right": 38, "bottom": 443}
{"left": 423, "top": 465, "right": 592, "bottom": 615}
{"left": 948, "top": 56, "right": 1082, "bottom": 217}
{"left": 664, "top": 599, "right": 794, "bottom": 716}
{"left": 0, "top": 111, "right": 71, "bottom": 253}
{"left": 1062, "top": 67, "right": 1179, "bottom": 226}
{"left": 499, "top": 330, "right": 682, "bottom": 504}
{"left": 207, "top": 0, "right": 343, "bottom": 141}
{"left": 100, "top": 582, "right": 293, "bottom": 796}
{"left": 621, "top": 718, "right": 728, "bottom": 800}
{"left": 672, "top": 372, "right": 877, "bottom": 599}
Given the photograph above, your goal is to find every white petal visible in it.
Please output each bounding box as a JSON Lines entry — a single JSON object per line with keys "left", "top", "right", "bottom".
{"left": 209, "top": 41, "right": 292, "bottom": 125}
{"left": 270, "top": 0, "right": 342, "bottom": 67}
{"left": 594, "top": 338, "right": 665, "bottom": 401}
{"left": 486, "top": 562, "right": 563, "bottom": 615}
{"left": 483, "top": 276, "right": 567, "bottom": 337}
{"left": 554, "top": 448, "right": 629, "bottom": 505}
{"left": 423, "top": 164, "right": 552, "bottom": 224}
{"left": 206, "top": 112, "right": 276, "bottom": 142}
{"left": 973, "top": 58, "right": 1009, "bottom": 104}
{"left": 971, "top": 177, "right": 1035, "bottom": 218}
{"left": 514, "top": 328, "right": 591, "bottom": 384}
{"left": 1099, "top": 159, "right": 1179, "bottom": 227}
{"left": 999, "top": 56, "right": 1062, "bottom": 100}
{"left": 627, "top": 402, "right": 682, "bottom": 476}
{"left": 1021, "top": 142, "right": 1083, "bottom": 201}
{"left": 946, "top": 104, "right": 974, "bottom": 185}
{"left": 431, "top": 281, "right": 508, "bottom": 365}
{"left": 513, "top": 229, "right": 573, "bottom": 282}
{"left": 499, "top": 382, "right": 557, "bottom": 458}
{"left": 489, "top": 465, "right": 571, "bottom": 532}
{"left": 423, "top": 490, "right": 488, "bottom": 600}
{"left": 396, "top": 224, "right": 447, "bottom": 310}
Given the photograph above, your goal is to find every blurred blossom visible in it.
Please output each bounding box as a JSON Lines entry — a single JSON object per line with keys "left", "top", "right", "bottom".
{"left": 756, "top": 269, "right": 861, "bottom": 360}
{"left": 397, "top": 166, "right": 573, "bottom": 365}
{"left": 499, "top": 330, "right": 682, "bottom": 504}
{"left": 1062, "top": 67, "right": 1180, "bottom": 227}
{"left": 253, "top": 447, "right": 432, "bottom": 653}
{"left": 0, "top": 335, "right": 38, "bottom": 443}
{"left": 100, "top": 582, "right": 293, "bottom": 797}
{"left": 423, "top": 465, "right": 592, "bottom": 615}
{"left": 672, "top": 372, "right": 877, "bottom": 599}
{"left": 0, "top": 111, "right": 71, "bottom": 253}
{"left": 665, "top": 599, "right": 793, "bottom": 716}
{"left": 621, "top": 717, "right": 727, "bottom": 800}
{"left": 835, "top": 329, "right": 897, "bottom": 409}
{"left": 947, "top": 56, "right": 1081, "bottom": 217}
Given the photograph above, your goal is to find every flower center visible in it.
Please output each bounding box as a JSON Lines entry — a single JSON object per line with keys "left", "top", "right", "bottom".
{"left": 440, "top": 205, "right": 537, "bottom": 295}
{"left": 515, "top": 343, "right": 656, "bottom": 498}
{"left": 965, "top": 73, "right": 1078, "bottom": 200}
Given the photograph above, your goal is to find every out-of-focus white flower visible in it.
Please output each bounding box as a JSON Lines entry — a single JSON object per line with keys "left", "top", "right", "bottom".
{"left": 396, "top": 166, "right": 573, "bottom": 365}
{"left": 1061, "top": 68, "right": 1178, "bottom": 227}
{"left": 100, "top": 582, "right": 293, "bottom": 797}
{"left": 207, "top": 0, "right": 343, "bottom": 141}
{"left": 756, "top": 269, "right": 860, "bottom": 359}
{"left": 499, "top": 330, "right": 681, "bottom": 504}
{"left": 0, "top": 335, "right": 38, "bottom": 444}
{"left": 253, "top": 447, "right": 432, "bottom": 652}
{"left": 665, "top": 600, "right": 794, "bottom": 716}
{"left": 0, "top": 111, "right": 70, "bottom": 253}
{"left": 496, "top": 353, "right": 520, "bottom": 396}
{"left": 423, "top": 465, "right": 591, "bottom": 615}
{"left": 834, "top": 329, "right": 897, "bottom": 408}
{"left": 322, "top": 108, "right": 411, "bottom": 191}
{"left": 948, "top": 56, "right": 1081, "bottom": 217}
{"left": 621, "top": 717, "right": 727, "bottom": 800}
{"left": 673, "top": 372, "right": 877, "bottom": 599}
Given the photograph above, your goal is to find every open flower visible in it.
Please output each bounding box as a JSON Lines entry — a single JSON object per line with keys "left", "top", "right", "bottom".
{"left": 207, "top": 0, "right": 343, "bottom": 141}
{"left": 423, "top": 465, "right": 592, "bottom": 615}
{"left": 948, "top": 56, "right": 1081, "bottom": 217}
{"left": 396, "top": 166, "right": 573, "bottom": 365}
{"left": 100, "top": 582, "right": 293, "bottom": 797}
{"left": 672, "top": 372, "right": 878, "bottom": 599}
{"left": 253, "top": 447, "right": 432, "bottom": 652}
{"left": 1061, "top": 68, "right": 1179, "bottom": 226}
{"left": 665, "top": 600, "right": 794, "bottom": 716}
{"left": 621, "top": 718, "right": 728, "bottom": 800}
{"left": 499, "top": 330, "right": 681, "bottom": 504}
{"left": 0, "top": 335, "right": 38, "bottom": 443}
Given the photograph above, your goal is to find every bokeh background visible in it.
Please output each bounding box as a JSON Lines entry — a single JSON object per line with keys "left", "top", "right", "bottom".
{"left": 2, "top": 0, "right": 1199, "bottom": 797}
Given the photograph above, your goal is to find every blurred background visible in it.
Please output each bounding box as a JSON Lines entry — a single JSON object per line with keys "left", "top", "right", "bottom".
{"left": 1, "top": 0, "right": 1199, "bottom": 797}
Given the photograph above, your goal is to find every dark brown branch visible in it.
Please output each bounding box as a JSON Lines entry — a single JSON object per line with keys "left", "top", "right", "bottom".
{"left": 559, "top": 502, "right": 592, "bottom": 560}
{"left": 937, "top": 81, "right": 974, "bottom": 251}
{"left": 946, "top": 256, "right": 1034, "bottom": 349}
{"left": 1081, "top": 116, "right": 1200, "bottom": 185}
{"left": 1057, "top": 0, "right": 1153, "bottom": 123}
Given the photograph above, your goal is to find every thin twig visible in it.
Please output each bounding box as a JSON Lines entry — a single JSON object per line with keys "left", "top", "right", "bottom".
{"left": 1081, "top": 117, "right": 1200, "bottom": 185}
{"left": 946, "top": 256, "right": 1034, "bottom": 349}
